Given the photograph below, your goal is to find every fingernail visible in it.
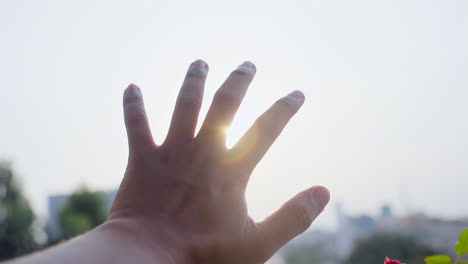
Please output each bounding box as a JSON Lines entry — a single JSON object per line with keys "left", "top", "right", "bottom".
{"left": 284, "top": 90, "right": 305, "bottom": 106}
{"left": 189, "top": 59, "right": 209, "bottom": 76}
{"left": 126, "top": 83, "right": 141, "bottom": 95}
{"left": 237, "top": 61, "right": 256, "bottom": 75}
{"left": 311, "top": 186, "right": 330, "bottom": 212}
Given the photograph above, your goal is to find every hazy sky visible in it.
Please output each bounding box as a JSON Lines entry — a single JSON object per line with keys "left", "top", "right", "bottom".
{"left": 1, "top": 0, "right": 467, "bottom": 229}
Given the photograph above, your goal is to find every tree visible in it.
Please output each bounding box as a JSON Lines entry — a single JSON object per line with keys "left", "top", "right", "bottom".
{"left": 58, "top": 187, "right": 107, "bottom": 239}
{"left": 347, "top": 233, "right": 436, "bottom": 264}
{"left": 284, "top": 245, "right": 323, "bottom": 264}
{"left": 0, "top": 162, "right": 37, "bottom": 260}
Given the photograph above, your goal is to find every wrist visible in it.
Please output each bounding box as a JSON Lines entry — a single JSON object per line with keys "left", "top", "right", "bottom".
{"left": 97, "top": 218, "right": 191, "bottom": 264}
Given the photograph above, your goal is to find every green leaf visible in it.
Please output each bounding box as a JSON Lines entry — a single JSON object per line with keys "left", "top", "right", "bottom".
{"left": 456, "top": 229, "right": 468, "bottom": 255}
{"left": 424, "top": 255, "right": 453, "bottom": 264}
{"left": 457, "top": 261, "right": 468, "bottom": 264}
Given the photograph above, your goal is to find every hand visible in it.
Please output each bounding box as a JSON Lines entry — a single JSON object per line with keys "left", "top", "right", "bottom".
{"left": 106, "top": 60, "right": 330, "bottom": 264}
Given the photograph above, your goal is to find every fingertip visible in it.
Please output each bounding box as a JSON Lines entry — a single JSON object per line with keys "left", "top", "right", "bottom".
{"left": 236, "top": 61, "right": 256, "bottom": 75}
{"left": 310, "top": 185, "right": 330, "bottom": 212}
{"left": 129, "top": 83, "right": 138, "bottom": 87}
{"left": 283, "top": 90, "right": 305, "bottom": 107}
{"left": 192, "top": 59, "right": 209, "bottom": 70}
{"left": 124, "top": 83, "right": 141, "bottom": 96}
{"left": 290, "top": 90, "right": 305, "bottom": 98}
{"left": 254, "top": 185, "right": 330, "bottom": 254}
{"left": 189, "top": 60, "right": 209, "bottom": 76}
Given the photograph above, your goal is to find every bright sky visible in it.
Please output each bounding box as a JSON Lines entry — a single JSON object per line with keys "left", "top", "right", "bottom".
{"left": 1, "top": 0, "right": 468, "bottom": 229}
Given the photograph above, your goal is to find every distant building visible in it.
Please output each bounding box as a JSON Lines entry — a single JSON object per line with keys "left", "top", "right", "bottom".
{"left": 336, "top": 203, "right": 468, "bottom": 260}
{"left": 47, "top": 190, "right": 117, "bottom": 240}
{"left": 399, "top": 213, "right": 468, "bottom": 255}
{"left": 337, "top": 203, "right": 398, "bottom": 260}
{"left": 279, "top": 203, "right": 468, "bottom": 264}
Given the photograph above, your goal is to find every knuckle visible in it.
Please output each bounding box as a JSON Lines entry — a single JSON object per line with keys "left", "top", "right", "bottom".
{"left": 123, "top": 94, "right": 141, "bottom": 106}
{"left": 185, "top": 70, "right": 206, "bottom": 80}
{"left": 123, "top": 86, "right": 143, "bottom": 105}
{"left": 275, "top": 97, "right": 300, "bottom": 113}
{"left": 214, "top": 89, "right": 242, "bottom": 106}
{"left": 126, "top": 110, "right": 147, "bottom": 126}
{"left": 177, "top": 95, "right": 202, "bottom": 111}
{"left": 288, "top": 200, "right": 313, "bottom": 232}
{"left": 256, "top": 116, "right": 280, "bottom": 136}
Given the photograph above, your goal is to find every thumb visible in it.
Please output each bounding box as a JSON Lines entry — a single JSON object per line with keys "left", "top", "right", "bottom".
{"left": 255, "top": 186, "right": 330, "bottom": 258}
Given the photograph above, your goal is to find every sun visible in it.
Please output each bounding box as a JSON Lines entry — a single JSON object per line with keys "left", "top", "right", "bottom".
{"left": 224, "top": 119, "right": 259, "bottom": 165}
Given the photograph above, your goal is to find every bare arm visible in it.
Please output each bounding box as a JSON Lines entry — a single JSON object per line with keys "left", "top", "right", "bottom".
{"left": 6, "top": 60, "right": 330, "bottom": 264}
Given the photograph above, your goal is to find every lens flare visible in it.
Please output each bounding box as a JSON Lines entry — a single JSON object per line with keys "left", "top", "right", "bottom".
{"left": 224, "top": 123, "right": 259, "bottom": 165}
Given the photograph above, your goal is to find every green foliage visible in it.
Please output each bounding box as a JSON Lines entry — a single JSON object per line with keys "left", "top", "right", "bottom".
{"left": 284, "top": 245, "right": 323, "bottom": 264}
{"left": 58, "top": 187, "right": 107, "bottom": 239}
{"left": 456, "top": 230, "right": 468, "bottom": 255}
{"left": 348, "top": 233, "right": 436, "bottom": 264}
{"left": 424, "top": 229, "right": 468, "bottom": 264}
{"left": 425, "top": 255, "right": 453, "bottom": 264}
{"left": 0, "top": 163, "right": 38, "bottom": 260}
{"left": 59, "top": 210, "right": 92, "bottom": 237}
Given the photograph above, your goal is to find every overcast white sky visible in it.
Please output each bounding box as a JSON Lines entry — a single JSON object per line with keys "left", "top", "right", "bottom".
{"left": 1, "top": 0, "right": 467, "bottom": 229}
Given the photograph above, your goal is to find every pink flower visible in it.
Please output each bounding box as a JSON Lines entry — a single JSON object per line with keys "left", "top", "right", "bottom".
{"left": 384, "top": 257, "right": 405, "bottom": 264}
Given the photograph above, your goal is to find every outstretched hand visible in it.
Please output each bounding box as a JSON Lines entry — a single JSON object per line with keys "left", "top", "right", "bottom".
{"left": 108, "top": 60, "right": 330, "bottom": 263}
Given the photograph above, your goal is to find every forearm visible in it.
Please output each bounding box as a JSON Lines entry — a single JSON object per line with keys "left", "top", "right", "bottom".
{"left": 5, "top": 220, "right": 183, "bottom": 264}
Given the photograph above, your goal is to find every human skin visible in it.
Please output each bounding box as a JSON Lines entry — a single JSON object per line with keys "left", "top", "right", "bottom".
{"left": 6, "top": 60, "right": 330, "bottom": 264}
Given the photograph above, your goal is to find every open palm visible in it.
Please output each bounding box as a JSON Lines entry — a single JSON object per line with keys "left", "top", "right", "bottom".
{"left": 108, "top": 60, "right": 330, "bottom": 264}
